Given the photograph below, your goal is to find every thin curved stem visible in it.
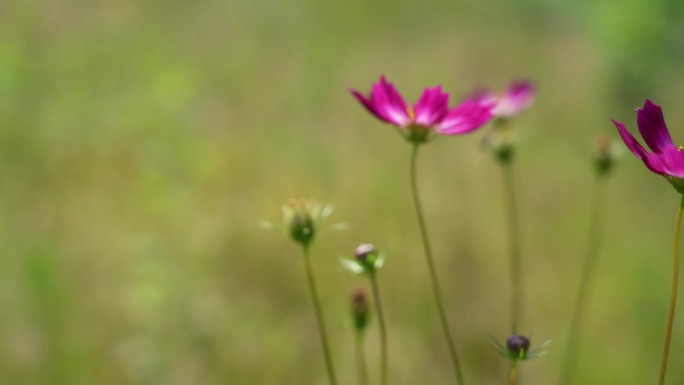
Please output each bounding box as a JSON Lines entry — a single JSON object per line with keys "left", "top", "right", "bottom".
{"left": 369, "top": 272, "right": 388, "bottom": 385}
{"left": 355, "top": 331, "right": 368, "bottom": 385}
{"left": 657, "top": 195, "right": 684, "bottom": 385}
{"left": 302, "top": 246, "right": 338, "bottom": 385}
{"left": 409, "top": 143, "right": 465, "bottom": 385}
{"left": 508, "top": 360, "right": 518, "bottom": 385}
{"left": 501, "top": 161, "right": 522, "bottom": 333}
{"left": 561, "top": 176, "right": 606, "bottom": 385}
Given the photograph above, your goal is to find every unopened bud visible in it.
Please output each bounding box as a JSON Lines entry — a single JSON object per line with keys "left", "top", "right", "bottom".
{"left": 282, "top": 199, "right": 320, "bottom": 247}
{"left": 351, "top": 288, "right": 371, "bottom": 331}
{"left": 355, "top": 243, "right": 376, "bottom": 263}
{"left": 506, "top": 334, "right": 530, "bottom": 359}
{"left": 353, "top": 243, "right": 384, "bottom": 272}
{"left": 594, "top": 133, "right": 617, "bottom": 176}
{"left": 265, "top": 199, "right": 338, "bottom": 248}
{"left": 484, "top": 119, "right": 516, "bottom": 164}
{"left": 289, "top": 208, "right": 315, "bottom": 246}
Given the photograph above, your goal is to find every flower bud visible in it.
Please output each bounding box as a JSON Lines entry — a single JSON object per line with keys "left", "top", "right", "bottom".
{"left": 355, "top": 243, "right": 376, "bottom": 262}
{"left": 281, "top": 199, "right": 328, "bottom": 247}
{"left": 352, "top": 243, "right": 384, "bottom": 273}
{"left": 483, "top": 119, "right": 516, "bottom": 164}
{"left": 506, "top": 334, "right": 530, "bottom": 359}
{"left": 351, "top": 288, "right": 371, "bottom": 331}
{"left": 594, "top": 133, "right": 617, "bottom": 176}
{"left": 288, "top": 207, "right": 315, "bottom": 246}
{"left": 263, "top": 199, "right": 341, "bottom": 248}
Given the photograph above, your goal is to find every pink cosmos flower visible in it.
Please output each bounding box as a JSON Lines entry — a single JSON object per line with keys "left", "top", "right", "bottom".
{"left": 351, "top": 76, "right": 493, "bottom": 143}
{"left": 612, "top": 99, "right": 684, "bottom": 192}
{"left": 478, "top": 81, "right": 535, "bottom": 118}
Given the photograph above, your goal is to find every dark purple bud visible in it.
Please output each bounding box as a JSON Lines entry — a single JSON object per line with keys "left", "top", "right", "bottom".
{"left": 506, "top": 334, "right": 530, "bottom": 357}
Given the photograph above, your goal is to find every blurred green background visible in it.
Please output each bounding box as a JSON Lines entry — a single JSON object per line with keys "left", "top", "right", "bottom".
{"left": 1, "top": 0, "right": 684, "bottom": 384}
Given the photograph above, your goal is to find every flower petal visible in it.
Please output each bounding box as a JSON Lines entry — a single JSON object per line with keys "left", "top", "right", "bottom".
{"left": 471, "top": 89, "right": 497, "bottom": 105}
{"left": 413, "top": 86, "right": 449, "bottom": 126}
{"left": 613, "top": 119, "right": 666, "bottom": 175}
{"left": 636, "top": 99, "right": 673, "bottom": 153}
{"left": 351, "top": 89, "right": 388, "bottom": 123}
{"left": 438, "top": 98, "right": 493, "bottom": 135}
{"left": 351, "top": 76, "right": 410, "bottom": 127}
{"left": 492, "top": 81, "right": 535, "bottom": 117}
{"left": 371, "top": 76, "right": 410, "bottom": 127}
{"left": 656, "top": 146, "right": 684, "bottom": 178}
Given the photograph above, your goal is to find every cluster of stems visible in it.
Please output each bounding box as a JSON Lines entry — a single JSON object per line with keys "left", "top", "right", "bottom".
{"left": 279, "top": 94, "right": 682, "bottom": 385}
{"left": 353, "top": 271, "right": 389, "bottom": 385}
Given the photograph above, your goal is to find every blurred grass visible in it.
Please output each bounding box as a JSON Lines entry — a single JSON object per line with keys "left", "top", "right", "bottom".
{"left": 1, "top": 0, "right": 684, "bottom": 384}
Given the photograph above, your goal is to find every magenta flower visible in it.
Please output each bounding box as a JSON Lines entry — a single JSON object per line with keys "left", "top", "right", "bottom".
{"left": 351, "top": 76, "right": 493, "bottom": 143}
{"left": 478, "top": 81, "right": 535, "bottom": 118}
{"left": 612, "top": 100, "right": 684, "bottom": 192}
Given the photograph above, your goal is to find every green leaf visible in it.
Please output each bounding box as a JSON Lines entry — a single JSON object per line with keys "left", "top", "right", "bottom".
{"left": 259, "top": 221, "right": 286, "bottom": 236}
{"left": 340, "top": 258, "right": 365, "bottom": 274}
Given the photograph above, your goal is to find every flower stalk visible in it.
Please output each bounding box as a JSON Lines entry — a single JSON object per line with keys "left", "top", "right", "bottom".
{"left": 369, "top": 271, "right": 388, "bottom": 385}
{"left": 263, "top": 199, "right": 344, "bottom": 385}
{"left": 658, "top": 194, "right": 684, "bottom": 385}
{"left": 351, "top": 288, "right": 371, "bottom": 385}
{"left": 355, "top": 330, "right": 369, "bottom": 385}
{"left": 508, "top": 360, "right": 518, "bottom": 385}
{"left": 561, "top": 172, "right": 608, "bottom": 385}
{"left": 501, "top": 159, "right": 522, "bottom": 334}
{"left": 410, "top": 143, "right": 465, "bottom": 385}
{"left": 303, "top": 245, "right": 338, "bottom": 385}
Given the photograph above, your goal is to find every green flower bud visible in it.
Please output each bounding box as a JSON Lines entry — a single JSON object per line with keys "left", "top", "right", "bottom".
{"left": 279, "top": 199, "right": 333, "bottom": 247}
{"left": 484, "top": 118, "right": 516, "bottom": 164}
{"left": 341, "top": 243, "right": 385, "bottom": 274}
{"left": 262, "top": 198, "right": 343, "bottom": 249}
{"left": 355, "top": 243, "right": 379, "bottom": 269}
{"left": 288, "top": 207, "right": 315, "bottom": 246}
{"left": 594, "top": 133, "right": 618, "bottom": 176}
{"left": 351, "top": 288, "right": 371, "bottom": 331}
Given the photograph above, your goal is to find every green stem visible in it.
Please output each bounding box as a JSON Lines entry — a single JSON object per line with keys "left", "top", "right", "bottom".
{"left": 561, "top": 176, "right": 606, "bottom": 385}
{"left": 370, "top": 272, "right": 388, "bottom": 385}
{"left": 501, "top": 160, "right": 522, "bottom": 333}
{"left": 508, "top": 360, "right": 518, "bottom": 385}
{"left": 355, "top": 331, "right": 369, "bottom": 385}
{"left": 657, "top": 195, "right": 684, "bottom": 385}
{"left": 302, "top": 246, "right": 337, "bottom": 385}
{"left": 409, "top": 143, "right": 465, "bottom": 385}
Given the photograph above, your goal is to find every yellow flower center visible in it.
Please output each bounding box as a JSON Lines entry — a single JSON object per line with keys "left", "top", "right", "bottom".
{"left": 406, "top": 106, "right": 415, "bottom": 122}
{"left": 679, "top": 145, "right": 684, "bottom": 152}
